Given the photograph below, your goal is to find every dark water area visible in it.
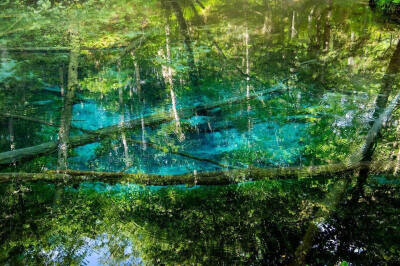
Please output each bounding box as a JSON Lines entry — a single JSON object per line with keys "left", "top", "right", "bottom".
{"left": 1, "top": 0, "right": 400, "bottom": 264}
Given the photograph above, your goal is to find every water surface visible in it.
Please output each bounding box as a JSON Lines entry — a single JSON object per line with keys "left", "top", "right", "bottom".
{"left": 1, "top": 0, "right": 400, "bottom": 264}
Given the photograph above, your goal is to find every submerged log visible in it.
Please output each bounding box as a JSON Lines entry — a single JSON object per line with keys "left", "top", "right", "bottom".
{"left": 0, "top": 84, "right": 286, "bottom": 166}
{"left": 0, "top": 113, "right": 173, "bottom": 166}
{"left": 0, "top": 113, "right": 93, "bottom": 133}
{"left": 0, "top": 47, "right": 72, "bottom": 53}
{"left": 0, "top": 46, "right": 128, "bottom": 53}
{"left": 0, "top": 162, "right": 361, "bottom": 185}
{"left": 2, "top": 91, "right": 396, "bottom": 185}
{"left": 126, "top": 138, "right": 235, "bottom": 169}
{"left": 1, "top": 87, "right": 397, "bottom": 186}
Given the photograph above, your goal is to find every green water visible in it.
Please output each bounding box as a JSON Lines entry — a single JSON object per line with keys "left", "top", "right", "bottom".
{"left": 1, "top": 0, "right": 400, "bottom": 264}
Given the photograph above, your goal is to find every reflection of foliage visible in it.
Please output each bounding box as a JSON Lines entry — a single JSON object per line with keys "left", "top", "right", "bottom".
{"left": 1, "top": 177, "right": 399, "bottom": 264}
{"left": 372, "top": 0, "right": 400, "bottom": 14}
{"left": 0, "top": 179, "right": 324, "bottom": 265}
{"left": 309, "top": 180, "right": 400, "bottom": 264}
{"left": 303, "top": 93, "right": 370, "bottom": 165}
{"left": 81, "top": 68, "right": 131, "bottom": 94}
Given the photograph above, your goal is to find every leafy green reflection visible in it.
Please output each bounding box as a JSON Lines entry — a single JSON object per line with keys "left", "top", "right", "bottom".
{"left": 1, "top": 177, "right": 399, "bottom": 265}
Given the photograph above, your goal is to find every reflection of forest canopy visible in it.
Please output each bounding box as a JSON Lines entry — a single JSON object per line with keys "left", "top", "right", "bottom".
{"left": 1, "top": 177, "right": 399, "bottom": 265}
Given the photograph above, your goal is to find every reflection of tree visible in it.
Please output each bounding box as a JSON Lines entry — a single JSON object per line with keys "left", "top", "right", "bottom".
{"left": 372, "top": 39, "right": 400, "bottom": 121}
{"left": 0, "top": 179, "right": 325, "bottom": 265}
{"left": 57, "top": 26, "right": 80, "bottom": 171}
{"left": 1, "top": 176, "right": 399, "bottom": 265}
{"left": 169, "top": 0, "right": 198, "bottom": 85}
{"left": 294, "top": 39, "right": 400, "bottom": 264}
{"left": 160, "top": 1, "right": 185, "bottom": 141}
{"left": 354, "top": 39, "right": 400, "bottom": 193}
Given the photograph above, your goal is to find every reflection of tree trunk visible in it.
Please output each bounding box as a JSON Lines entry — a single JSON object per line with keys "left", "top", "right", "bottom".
{"left": 8, "top": 118, "right": 15, "bottom": 151}
{"left": 8, "top": 118, "right": 16, "bottom": 166}
{"left": 131, "top": 51, "right": 147, "bottom": 150}
{"left": 169, "top": 0, "right": 198, "bottom": 85}
{"left": 161, "top": 17, "right": 185, "bottom": 141}
{"left": 54, "top": 41, "right": 73, "bottom": 206}
{"left": 307, "top": 7, "right": 315, "bottom": 43}
{"left": 118, "top": 63, "right": 132, "bottom": 169}
{"left": 170, "top": 88, "right": 185, "bottom": 140}
{"left": 356, "top": 39, "right": 400, "bottom": 191}
{"left": 291, "top": 11, "right": 296, "bottom": 40}
{"left": 141, "top": 114, "right": 147, "bottom": 150}
{"left": 120, "top": 121, "right": 131, "bottom": 168}
{"left": 245, "top": 26, "right": 252, "bottom": 133}
{"left": 59, "top": 65, "right": 65, "bottom": 96}
{"left": 262, "top": 7, "right": 272, "bottom": 34}
{"left": 315, "top": 10, "right": 322, "bottom": 50}
{"left": 394, "top": 123, "right": 400, "bottom": 175}
{"left": 57, "top": 30, "right": 79, "bottom": 171}
{"left": 347, "top": 32, "right": 355, "bottom": 68}
{"left": 2, "top": 50, "right": 15, "bottom": 165}
{"left": 245, "top": 26, "right": 250, "bottom": 100}
{"left": 278, "top": 0, "right": 285, "bottom": 44}
{"left": 131, "top": 51, "right": 142, "bottom": 95}
{"left": 372, "top": 39, "right": 400, "bottom": 121}
{"left": 323, "top": 0, "right": 332, "bottom": 52}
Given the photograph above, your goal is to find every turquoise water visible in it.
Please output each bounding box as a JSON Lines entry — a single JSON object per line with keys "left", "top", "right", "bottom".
{"left": 1, "top": 0, "right": 400, "bottom": 264}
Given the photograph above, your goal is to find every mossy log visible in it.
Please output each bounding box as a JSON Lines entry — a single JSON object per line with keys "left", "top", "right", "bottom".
{"left": 0, "top": 34, "right": 144, "bottom": 55}
{"left": 0, "top": 162, "right": 361, "bottom": 185}
{"left": 0, "top": 46, "right": 128, "bottom": 53}
{"left": 0, "top": 84, "right": 285, "bottom": 166}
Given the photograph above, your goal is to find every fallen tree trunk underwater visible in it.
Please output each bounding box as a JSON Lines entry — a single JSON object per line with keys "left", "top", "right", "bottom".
{"left": 125, "top": 138, "right": 236, "bottom": 170}
{"left": 1, "top": 81, "right": 398, "bottom": 186}
{"left": 0, "top": 82, "right": 288, "bottom": 166}
{"left": 1, "top": 89, "right": 398, "bottom": 186}
{"left": 0, "top": 113, "right": 94, "bottom": 134}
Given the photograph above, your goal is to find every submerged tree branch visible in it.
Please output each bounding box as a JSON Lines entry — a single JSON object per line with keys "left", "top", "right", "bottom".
{"left": 1, "top": 89, "right": 397, "bottom": 186}
{"left": 1, "top": 87, "right": 397, "bottom": 187}
{"left": 0, "top": 113, "right": 93, "bottom": 134}
{"left": 126, "top": 137, "right": 236, "bottom": 169}
{"left": 0, "top": 83, "right": 286, "bottom": 166}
